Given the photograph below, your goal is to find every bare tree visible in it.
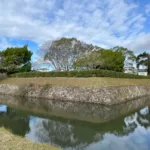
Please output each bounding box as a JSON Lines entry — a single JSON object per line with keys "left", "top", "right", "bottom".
{"left": 40, "top": 37, "right": 96, "bottom": 71}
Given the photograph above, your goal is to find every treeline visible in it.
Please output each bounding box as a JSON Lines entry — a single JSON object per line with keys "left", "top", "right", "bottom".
{"left": 0, "top": 37, "right": 150, "bottom": 76}
{"left": 42, "top": 38, "right": 134, "bottom": 72}
{"left": 41, "top": 37, "right": 150, "bottom": 75}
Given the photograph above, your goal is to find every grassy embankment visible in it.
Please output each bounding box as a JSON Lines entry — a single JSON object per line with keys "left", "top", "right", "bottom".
{"left": 1, "top": 69, "right": 149, "bottom": 87}
{"left": 0, "top": 128, "right": 60, "bottom": 150}
{"left": 1, "top": 77, "right": 150, "bottom": 87}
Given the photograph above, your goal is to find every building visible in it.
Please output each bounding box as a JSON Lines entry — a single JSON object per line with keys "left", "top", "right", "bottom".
{"left": 138, "top": 69, "right": 148, "bottom": 76}
{"left": 36, "top": 68, "right": 50, "bottom": 72}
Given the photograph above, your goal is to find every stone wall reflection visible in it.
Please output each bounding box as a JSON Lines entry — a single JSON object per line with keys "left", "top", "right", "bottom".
{"left": 0, "top": 94, "right": 150, "bottom": 123}
{"left": 25, "top": 106, "right": 150, "bottom": 149}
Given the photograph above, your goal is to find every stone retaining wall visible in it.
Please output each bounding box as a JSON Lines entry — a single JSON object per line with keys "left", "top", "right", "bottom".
{"left": 0, "top": 84, "right": 150, "bottom": 105}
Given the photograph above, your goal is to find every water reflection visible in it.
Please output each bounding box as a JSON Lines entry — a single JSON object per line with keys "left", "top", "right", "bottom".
{"left": 0, "top": 95, "right": 150, "bottom": 123}
{"left": 25, "top": 106, "right": 150, "bottom": 150}
{"left": 0, "top": 106, "right": 30, "bottom": 135}
{"left": 0, "top": 95, "right": 150, "bottom": 149}
{"left": 0, "top": 105, "right": 7, "bottom": 112}
{"left": 0, "top": 103, "right": 150, "bottom": 149}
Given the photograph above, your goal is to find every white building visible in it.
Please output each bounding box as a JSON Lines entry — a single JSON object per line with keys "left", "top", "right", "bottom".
{"left": 36, "top": 68, "right": 50, "bottom": 72}
{"left": 138, "top": 69, "right": 148, "bottom": 76}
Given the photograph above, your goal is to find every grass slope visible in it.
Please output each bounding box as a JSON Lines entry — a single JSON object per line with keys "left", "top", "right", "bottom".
{"left": 0, "top": 77, "right": 150, "bottom": 87}
{"left": 0, "top": 128, "right": 60, "bottom": 150}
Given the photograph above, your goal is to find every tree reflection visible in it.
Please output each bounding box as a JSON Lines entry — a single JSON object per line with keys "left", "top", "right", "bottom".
{"left": 0, "top": 104, "right": 150, "bottom": 149}
{"left": 26, "top": 106, "right": 150, "bottom": 149}
{"left": 0, "top": 107, "right": 30, "bottom": 136}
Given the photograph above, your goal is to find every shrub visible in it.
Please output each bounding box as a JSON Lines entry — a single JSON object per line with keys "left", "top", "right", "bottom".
{"left": 9, "top": 69, "right": 150, "bottom": 79}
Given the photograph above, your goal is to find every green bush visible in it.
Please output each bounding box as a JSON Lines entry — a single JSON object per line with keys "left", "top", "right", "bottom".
{"left": 9, "top": 69, "right": 150, "bottom": 79}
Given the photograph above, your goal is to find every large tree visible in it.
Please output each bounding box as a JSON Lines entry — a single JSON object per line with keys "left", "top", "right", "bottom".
{"left": 41, "top": 37, "right": 97, "bottom": 71}
{"left": 74, "top": 49, "right": 125, "bottom": 72}
{"left": 0, "top": 45, "right": 32, "bottom": 73}
{"left": 112, "top": 46, "right": 136, "bottom": 68}
{"left": 136, "top": 52, "right": 150, "bottom": 75}
{"left": 73, "top": 50, "right": 101, "bottom": 69}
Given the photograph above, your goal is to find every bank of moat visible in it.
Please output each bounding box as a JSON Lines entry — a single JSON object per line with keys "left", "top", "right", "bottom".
{"left": 0, "top": 84, "right": 150, "bottom": 105}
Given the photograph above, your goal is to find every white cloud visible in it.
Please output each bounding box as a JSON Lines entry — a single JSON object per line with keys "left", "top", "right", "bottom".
{"left": 126, "top": 33, "right": 150, "bottom": 54}
{"left": 0, "top": 0, "right": 149, "bottom": 53}
{"left": 145, "top": 4, "right": 150, "bottom": 15}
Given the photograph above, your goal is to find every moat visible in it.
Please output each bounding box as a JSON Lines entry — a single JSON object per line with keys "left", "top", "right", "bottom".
{"left": 0, "top": 95, "right": 150, "bottom": 150}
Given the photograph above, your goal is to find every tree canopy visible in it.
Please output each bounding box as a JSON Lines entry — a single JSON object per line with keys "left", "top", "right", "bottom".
{"left": 112, "top": 46, "right": 136, "bottom": 68}
{"left": 136, "top": 52, "right": 150, "bottom": 75}
{"left": 74, "top": 49, "right": 125, "bottom": 72}
{"left": 0, "top": 37, "right": 143, "bottom": 74}
{"left": 40, "top": 38, "right": 137, "bottom": 72}
{"left": 41, "top": 37, "right": 98, "bottom": 71}
{"left": 0, "top": 45, "right": 32, "bottom": 73}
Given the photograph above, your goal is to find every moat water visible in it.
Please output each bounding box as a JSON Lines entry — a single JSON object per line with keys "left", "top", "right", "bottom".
{"left": 0, "top": 95, "right": 150, "bottom": 150}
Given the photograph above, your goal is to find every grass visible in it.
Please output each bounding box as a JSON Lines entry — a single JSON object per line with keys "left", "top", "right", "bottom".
{"left": 0, "top": 77, "right": 150, "bottom": 87}
{"left": 0, "top": 127, "right": 60, "bottom": 150}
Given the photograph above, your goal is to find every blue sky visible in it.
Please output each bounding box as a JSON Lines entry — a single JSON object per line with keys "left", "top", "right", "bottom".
{"left": 0, "top": 0, "right": 150, "bottom": 63}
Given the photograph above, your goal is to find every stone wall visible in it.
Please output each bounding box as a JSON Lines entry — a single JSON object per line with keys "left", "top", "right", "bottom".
{"left": 0, "top": 73, "right": 7, "bottom": 80}
{"left": 0, "top": 84, "right": 150, "bottom": 105}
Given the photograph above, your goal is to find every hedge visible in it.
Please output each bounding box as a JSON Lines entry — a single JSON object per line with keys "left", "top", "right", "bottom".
{"left": 9, "top": 69, "right": 150, "bottom": 79}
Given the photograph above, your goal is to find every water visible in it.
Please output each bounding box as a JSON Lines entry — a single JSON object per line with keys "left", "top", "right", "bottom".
{"left": 0, "top": 95, "right": 150, "bottom": 150}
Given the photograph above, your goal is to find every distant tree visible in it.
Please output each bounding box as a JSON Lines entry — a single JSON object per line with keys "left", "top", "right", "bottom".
{"left": 0, "top": 52, "right": 7, "bottom": 73}
{"left": 98, "top": 49, "right": 125, "bottom": 72}
{"left": 74, "top": 49, "right": 125, "bottom": 72}
{"left": 136, "top": 52, "right": 150, "bottom": 75}
{"left": 112, "top": 46, "right": 136, "bottom": 68}
{"left": 41, "top": 37, "right": 97, "bottom": 71}
{"left": 1, "top": 45, "right": 32, "bottom": 73}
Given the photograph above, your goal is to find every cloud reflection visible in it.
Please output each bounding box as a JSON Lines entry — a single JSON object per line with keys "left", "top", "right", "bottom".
{"left": 25, "top": 107, "right": 150, "bottom": 150}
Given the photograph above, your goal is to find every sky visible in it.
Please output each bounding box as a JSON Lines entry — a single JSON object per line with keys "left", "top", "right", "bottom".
{"left": 0, "top": 0, "right": 150, "bottom": 61}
